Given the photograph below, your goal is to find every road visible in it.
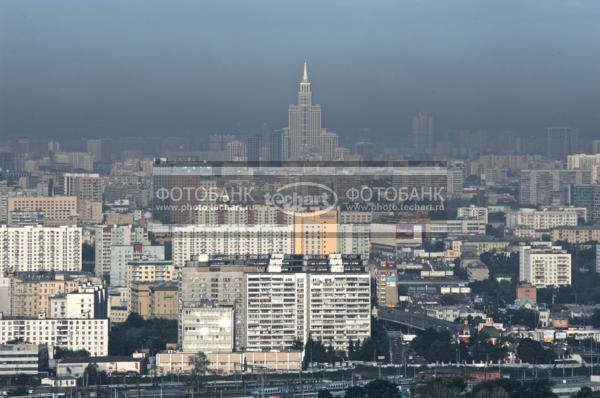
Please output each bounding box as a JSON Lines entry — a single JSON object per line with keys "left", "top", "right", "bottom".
{"left": 378, "top": 307, "right": 461, "bottom": 333}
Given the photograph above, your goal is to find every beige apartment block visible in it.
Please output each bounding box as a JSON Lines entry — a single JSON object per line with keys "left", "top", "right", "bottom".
{"left": 7, "top": 195, "right": 78, "bottom": 226}
{"left": 8, "top": 274, "right": 102, "bottom": 318}
{"left": 148, "top": 283, "right": 178, "bottom": 320}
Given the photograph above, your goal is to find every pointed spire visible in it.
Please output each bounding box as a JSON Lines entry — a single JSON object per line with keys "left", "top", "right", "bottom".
{"left": 302, "top": 61, "right": 309, "bottom": 83}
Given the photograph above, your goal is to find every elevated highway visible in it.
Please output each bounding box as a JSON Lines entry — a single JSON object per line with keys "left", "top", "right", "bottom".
{"left": 378, "top": 306, "right": 461, "bottom": 333}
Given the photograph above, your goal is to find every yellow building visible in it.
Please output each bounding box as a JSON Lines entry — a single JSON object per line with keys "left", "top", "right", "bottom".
{"left": 105, "top": 212, "right": 134, "bottom": 226}
{"left": 129, "top": 281, "right": 178, "bottom": 320}
{"left": 79, "top": 200, "right": 103, "bottom": 224}
{"left": 293, "top": 210, "right": 338, "bottom": 255}
{"left": 451, "top": 239, "right": 510, "bottom": 255}
{"left": 551, "top": 227, "right": 600, "bottom": 244}
{"left": 129, "top": 282, "right": 151, "bottom": 319}
{"left": 148, "top": 283, "right": 178, "bottom": 320}
{"left": 127, "top": 261, "right": 177, "bottom": 286}
{"left": 109, "top": 306, "right": 129, "bottom": 324}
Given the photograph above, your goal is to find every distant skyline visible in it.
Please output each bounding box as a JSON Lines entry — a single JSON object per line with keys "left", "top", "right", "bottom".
{"left": 1, "top": 0, "right": 600, "bottom": 142}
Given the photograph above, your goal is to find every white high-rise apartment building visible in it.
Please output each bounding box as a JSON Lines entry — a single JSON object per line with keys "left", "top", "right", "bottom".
{"left": 546, "top": 126, "right": 578, "bottom": 161}
{"left": 596, "top": 244, "right": 600, "bottom": 274}
{"left": 109, "top": 245, "right": 164, "bottom": 287}
{"left": 178, "top": 256, "right": 267, "bottom": 351}
{"left": 0, "top": 225, "right": 82, "bottom": 273}
{"left": 225, "top": 140, "right": 247, "bottom": 161}
{"left": 457, "top": 205, "right": 489, "bottom": 223}
{"left": 307, "top": 272, "right": 371, "bottom": 350}
{"left": 246, "top": 254, "right": 371, "bottom": 352}
{"left": 246, "top": 272, "right": 309, "bottom": 351}
{"left": 180, "top": 306, "right": 234, "bottom": 353}
{"left": 519, "top": 169, "right": 591, "bottom": 206}
{"left": 319, "top": 130, "right": 339, "bottom": 161}
{"left": 519, "top": 243, "right": 571, "bottom": 287}
{"left": 568, "top": 153, "right": 600, "bottom": 183}
{"left": 49, "top": 283, "right": 108, "bottom": 320}
{"left": 411, "top": 112, "right": 433, "bottom": 154}
{"left": 94, "top": 225, "right": 150, "bottom": 277}
{"left": 446, "top": 162, "right": 465, "bottom": 198}
{"left": 194, "top": 204, "right": 293, "bottom": 226}
{"left": 337, "top": 224, "right": 370, "bottom": 259}
{"left": 0, "top": 316, "right": 108, "bottom": 356}
{"left": 286, "top": 63, "right": 322, "bottom": 159}
{"left": 507, "top": 208, "right": 580, "bottom": 230}
{"left": 172, "top": 225, "right": 293, "bottom": 267}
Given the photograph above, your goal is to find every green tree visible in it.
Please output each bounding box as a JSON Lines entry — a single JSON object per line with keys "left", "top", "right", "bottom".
{"left": 590, "top": 309, "right": 600, "bottom": 328}
{"left": 412, "top": 381, "right": 461, "bottom": 398}
{"left": 83, "top": 363, "right": 107, "bottom": 386}
{"left": 480, "top": 252, "right": 519, "bottom": 276}
{"left": 469, "top": 331, "right": 508, "bottom": 363}
{"left": 572, "top": 386, "right": 600, "bottom": 398}
{"left": 520, "top": 379, "right": 558, "bottom": 398}
{"left": 365, "top": 379, "right": 398, "bottom": 398}
{"left": 303, "top": 336, "right": 341, "bottom": 368}
{"left": 410, "top": 328, "right": 470, "bottom": 363}
{"left": 189, "top": 352, "right": 209, "bottom": 389}
{"left": 291, "top": 339, "right": 304, "bottom": 350}
{"left": 326, "top": 344, "right": 340, "bottom": 366}
{"left": 348, "top": 340, "right": 357, "bottom": 359}
{"left": 473, "top": 386, "right": 510, "bottom": 398}
{"left": 469, "top": 379, "right": 557, "bottom": 398}
{"left": 427, "top": 339, "right": 456, "bottom": 363}
{"left": 109, "top": 313, "right": 177, "bottom": 355}
{"left": 506, "top": 308, "right": 538, "bottom": 328}
{"left": 440, "top": 294, "right": 462, "bottom": 306}
{"left": 318, "top": 390, "right": 334, "bottom": 398}
{"left": 351, "top": 338, "right": 376, "bottom": 361}
{"left": 517, "top": 338, "right": 555, "bottom": 364}
{"left": 410, "top": 328, "right": 440, "bottom": 358}
{"left": 345, "top": 386, "right": 368, "bottom": 398}
{"left": 54, "top": 347, "right": 91, "bottom": 359}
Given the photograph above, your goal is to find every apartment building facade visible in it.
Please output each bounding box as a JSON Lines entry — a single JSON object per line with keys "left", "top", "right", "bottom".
{"left": 179, "top": 256, "right": 267, "bottom": 350}
{"left": 0, "top": 226, "right": 82, "bottom": 274}
{"left": 172, "top": 225, "right": 293, "bottom": 267}
{"left": 2, "top": 274, "right": 102, "bottom": 318}
{"left": 7, "top": 195, "right": 78, "bottom": 226}
{"left": 246, "top": 254, "right": 370, "bottom": 352}
{"left": 0, "top": 316, "right": 109, "bottom": 356}
{"left": 180, "top": 306, "right": 234, "bottom": 353}
{"left": 94, "top": 225, "right": 150, "bottom": 277}
{"left": 519, "top": 244, "right": 572, "bottom": 287}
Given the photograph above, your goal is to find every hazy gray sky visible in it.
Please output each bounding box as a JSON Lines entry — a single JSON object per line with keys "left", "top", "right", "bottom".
{"left": 1, "top": 0, "right": 599, "bottom": 141}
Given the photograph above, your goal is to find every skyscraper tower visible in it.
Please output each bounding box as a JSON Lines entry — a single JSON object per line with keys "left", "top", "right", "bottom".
{"left": 286, "top": 62, "right": 322, "bottom": 159}
{"left": 411, "top": 112, "right": 433, "bottom": 155}
{"left": 546, "top": 126, "right": 578, "bottom": 161}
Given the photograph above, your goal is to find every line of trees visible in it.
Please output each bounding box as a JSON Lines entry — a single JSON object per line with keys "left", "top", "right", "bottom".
{"left": 317, "top": 379, "right": 398, "bottom": 398}
{"left": 108, "top": 313, "right": 177, "bottom": 355}
{"left": 516, "top": 338, "right": 556, "bottom": 364}
{"left": 413, "top": 378, "right": 557, "bottom": 398}
{"left": 301, "top": 318, "right": 391, "bottom": 367}
{"left": 410, "top": 328, "right": 508, "bottom": 363}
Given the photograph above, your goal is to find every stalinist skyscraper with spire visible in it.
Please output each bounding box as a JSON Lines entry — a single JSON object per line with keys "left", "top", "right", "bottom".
{"left": 285, "top": 62, "right": 324, "bottom": 159}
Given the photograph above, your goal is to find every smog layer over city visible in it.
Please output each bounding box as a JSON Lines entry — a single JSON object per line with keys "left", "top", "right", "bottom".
{"left": 0, "top": 1, "right": 600, "bottom": 397}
